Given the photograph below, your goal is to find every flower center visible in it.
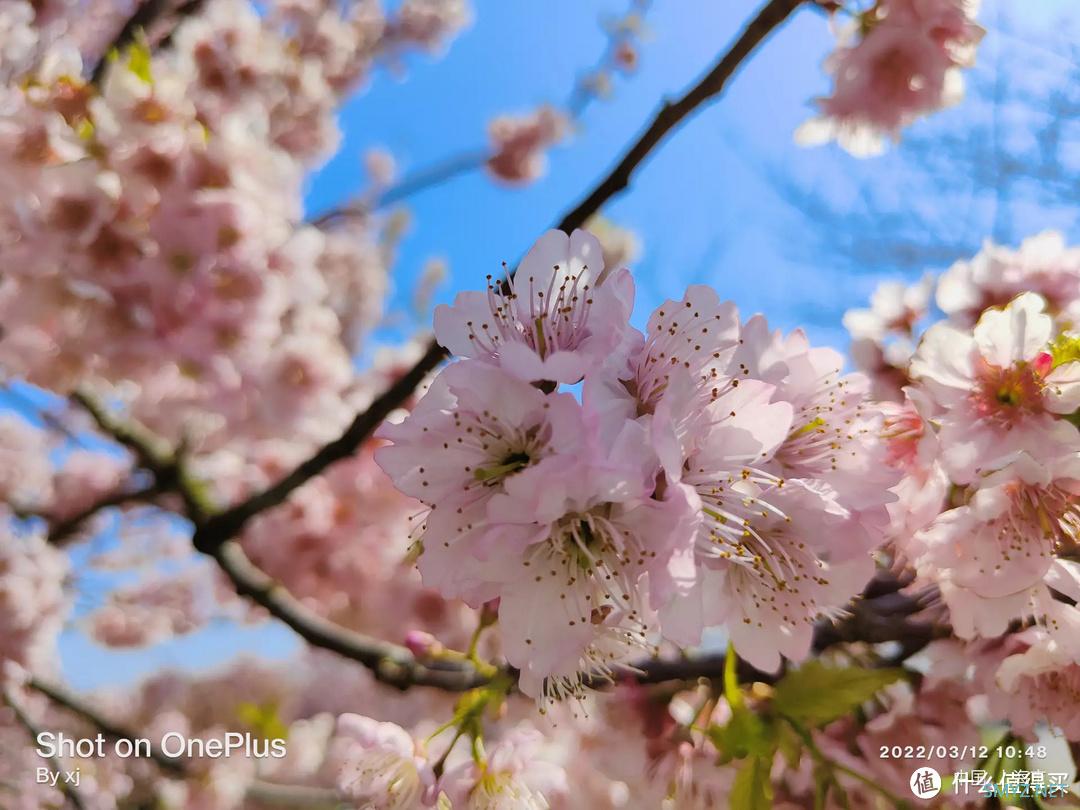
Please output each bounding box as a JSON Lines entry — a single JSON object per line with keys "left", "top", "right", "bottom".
{"left": 972, "top": 358, "right": 1045, "bottom": 423}
{"left": 1008, "top": 483, "right": 1080, "bottom": 558}
{"left": 466, "top": 269, "right": 594, "bottom": 361}
{"left": 473, "top": 450, "right": 531, "bottom": 483}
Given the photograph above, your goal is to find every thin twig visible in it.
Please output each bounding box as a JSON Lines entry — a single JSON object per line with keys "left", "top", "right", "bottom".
{"left": 46, "top": 483, "right": 161, "bottom": 546}
{"left": 27, "top": 677, "right": 185, "bottom": 775}
{"left": 310, "top": 0, "right": 657, "bottom": 227}
{"left": 555, "top": 0, "right": 804, "bottom": 234}
{"left": 71, "top": 391, "right": 210, "bottom": 521}
{"left": 3, "top": 686, "right": 88, "bottom": 810}
{"left": 311, "top": 149, "right": 490, "bottom": 228}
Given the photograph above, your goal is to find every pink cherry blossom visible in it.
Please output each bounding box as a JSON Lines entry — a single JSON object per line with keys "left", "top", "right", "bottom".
{"left": 433, "top": 229, "right": 636, "bottom": 384}
{"left": 797, "top": 0, "right": 982, "bottom": 155}
{"left": 990, "top": 626, "right": 1080, "bottom": 740}
{"left": 88, "top": 573, "right": 211, "bottom": 648}
{"left": 486, "top": 105, "right": 567, "bottom": 184}
{"left": 333, "top": 714, "right": 436, "bottom": 809}
{"left": 0, "top": 528, "right": 69, "bottom": 672}
{"left": 597, "top": 285, "right": 740, "bottom": 423}
{"left": 458, "top": 429, "right": 699, "bottom": 701}
{"left": 799, "top": 0, "right": 984, "bottom": 156}
{"left": 376, "top": 360, "right": 587, "bottom": 511}
{"left": 910, "top": 292, "right": 1080, "bottom": 483}
{"left": 440, "top": 724, "right": 568, "bottom": 809}
{"left": 0, "top": 413, "right": 53, "bottom": 510}
{"left": 844, "top": 274, "right": 935, "bottom": 401}
{"left": 937, "top": 231, "right": 1080, "bottom": 327}
{"left": 913, "top": 452, "right": 1080, "bottom": 612}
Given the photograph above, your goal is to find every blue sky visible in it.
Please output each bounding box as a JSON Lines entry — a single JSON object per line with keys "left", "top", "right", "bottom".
{"left": 61, "top": 0, "right": 1080, "bottom": 689}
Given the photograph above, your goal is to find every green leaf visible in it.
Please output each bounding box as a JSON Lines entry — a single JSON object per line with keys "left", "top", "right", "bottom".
{"left": 708, "top": 705, "right": 776, "bottom": 764}
{"left": 730, "top": 754, "right": 773, "bottom": 810}
{"left": 773, "top": 662, "right": 904, "bottom": 728}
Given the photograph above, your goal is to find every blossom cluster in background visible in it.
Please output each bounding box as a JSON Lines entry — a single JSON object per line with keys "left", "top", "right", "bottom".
{"left": 799, "top": 0, "right": 984, "bottom": 155}
{"left": 845, "top": 229, "right": 1080, "bottom": 747}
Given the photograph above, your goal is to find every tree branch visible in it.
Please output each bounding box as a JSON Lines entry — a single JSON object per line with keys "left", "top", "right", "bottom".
{"left": 3, "top": 685, "right": 88, "bottom": 810}
{"left": 191, "top": 0, "right": 806, "bottom": 554}
{"left": 192, "top": 341, "right": 447, "bottom": 553}
{"left": 27, "top": 677, "right": 185, "bottom": 775}
{"left": 211, "top": 540, "right": 490, "bottom": 690}
{"left": 555, "top": 0, "right": 804, "bottom": 234}
{"left": 46, "top": 483, "right": 161, "bottom": 546}
{"left": 71, "top": 391, "right": 210, "bottom": 522}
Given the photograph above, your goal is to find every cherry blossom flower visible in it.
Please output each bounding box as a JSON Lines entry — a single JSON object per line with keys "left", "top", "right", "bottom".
{"left": 486, "top": 105, "right": 567, "bottom": 184}
{"left": 990, "top": 625, "right": 1080, "bottom": 740}
{"left": 435, "top": 423, "right": 699, "bottom": 700}
{"left": 434, "top": 229, "right": 636, "bottom": 384}
{"left": 878, "top": 390, "right": 950, "bottom": 551}
{"left": 913, "top": 452, "right": 1080, "bottom": 612}
{"left": 0, "top": 529, "right": 69, "bottom": 672}
{"left": 798, "top": 0, "right": 982, "bottom": 155}
{"left": 844, "top": 274, "right": 935, "bottom": 400}
{"left": 440, "top": 725, "right": 568, "bottom": 809}
{"left": 333, "top": 714, "right": 436, "bottom": 809}
{"left": 585, "top": 285, "right": 740, "bottom": 431}
{"left": 376, "top": 360, "right": 587, "bottom": 514}
{"left": 937, "top": 231, "right": 1080, "bottom": 327}
{"left": 0, "top": 413, "right": 53, "bottom": 510}
{"left": 910, "top": 292, "right": 1080, "bottom": 483}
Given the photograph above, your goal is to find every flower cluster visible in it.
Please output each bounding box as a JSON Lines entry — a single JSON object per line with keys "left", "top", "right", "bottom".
{"left": 844, "top": 230, "right": 1080, "bottom": 743}
{"left": 377, "top": 228, "right": 898, "bottom": 701}
{"left": 485, "top": 105, "right": 568, "bottom": 184}
{"left": 798, "top": 0, "right": 983, "bottom": 156}
{"left": 0, "top": 527, "right": 69, "bottom": 674}
{"left": 0, "top": 0, "right": 467, "bottom": 472}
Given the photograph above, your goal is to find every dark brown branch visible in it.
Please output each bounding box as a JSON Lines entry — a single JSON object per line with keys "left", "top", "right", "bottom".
{"left": 192, "top": 340, "right": 447, "bottom": 553}
{"left": 555, "top": 0, "right": 804, "bottom": 234}
{"left": 193, "top": 0, "right": 806, "bottom": 555}
{"left": 71, "top": 391, "right": 210, "bottom": 522}
{"left": 46, "top": 483, "right": 161, "bottom": 546}
{"left": 3, "top": 685, "right": 88, "bottom": 810}
{"left": 212, "top": 535, "right": 936, "bottom": 693}
{"left": 310, "top": 0, "right": 657, "bottom": 228}
{"left": 211, "top": 540, "right": 490, "bottom": 691}
{"left": 27, "top": 677, "right": 186, "bottom": 775}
